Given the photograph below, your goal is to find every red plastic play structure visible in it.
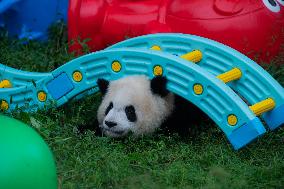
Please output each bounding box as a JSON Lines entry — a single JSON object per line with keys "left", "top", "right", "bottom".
{"left": 68, "top": 0, "right": 284, "bottom": 62}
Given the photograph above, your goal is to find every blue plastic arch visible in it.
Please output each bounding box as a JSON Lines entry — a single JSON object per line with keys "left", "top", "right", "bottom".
{"left": 0, "top": 48, "right": 266, "bottom": 150}
{"left": 1, "top": 33, "right": 284, "bottom": 132}
{"left": 108, "top": 33, "right": 284, "bottom": 130}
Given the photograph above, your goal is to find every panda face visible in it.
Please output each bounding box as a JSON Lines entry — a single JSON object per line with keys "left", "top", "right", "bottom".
{"left": 96, "top": 75, "right": 175, "bottom": 137}
{"left": 101, "top": 101, "right": 138, "bottom": 137}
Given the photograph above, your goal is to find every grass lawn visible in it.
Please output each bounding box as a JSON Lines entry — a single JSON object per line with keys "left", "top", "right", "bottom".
{"left": 1, "top": 26, "right": 284, "bottom": 189}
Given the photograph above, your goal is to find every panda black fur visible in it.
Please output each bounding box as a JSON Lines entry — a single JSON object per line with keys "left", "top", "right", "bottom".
{"left": 80, "top": 75, "right": 208, "bottom": 137}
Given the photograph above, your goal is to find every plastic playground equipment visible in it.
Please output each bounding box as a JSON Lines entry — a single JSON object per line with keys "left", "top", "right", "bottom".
{"left": 0, "top": 0, "right": 68, "bottom": 40}
{"left": 68, "top": 0, "right": 284, "bottom": 63}
{"left": 1, "top": 33, "right": 284, "bottom": 150}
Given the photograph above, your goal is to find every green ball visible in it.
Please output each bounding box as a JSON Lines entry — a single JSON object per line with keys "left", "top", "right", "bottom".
{"left": 0, "top": 115, "right": 57, "bottom": 189}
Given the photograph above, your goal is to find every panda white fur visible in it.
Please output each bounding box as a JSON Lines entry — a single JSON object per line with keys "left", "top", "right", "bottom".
{"left": 94, "top": 75, "right": 208, "bottom": 137}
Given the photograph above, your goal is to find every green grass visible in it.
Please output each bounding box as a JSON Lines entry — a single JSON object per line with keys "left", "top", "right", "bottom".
{"left": 1, "top": 26, "right": 284, "bottom": 189}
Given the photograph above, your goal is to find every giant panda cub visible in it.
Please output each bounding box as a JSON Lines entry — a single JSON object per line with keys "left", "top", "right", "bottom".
{"left": 93, "top": 75, "right": 208, "bottom": 137}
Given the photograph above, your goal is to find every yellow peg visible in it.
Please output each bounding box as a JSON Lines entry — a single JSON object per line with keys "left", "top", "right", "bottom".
{"left": 112, "top": 61, "right": 122, "bottom": 72}
{"left": 37, "top": 91, "right": 47, "bottom": 102}
{"left": 249, "top": 98, "right": 276, "bottom": 116}
{"left": 150, "top": 45, "right": 161, "bottom": 51}
{"left": 0, "top": 80, "right": 12, "bottom": 88}
{"left": 180, "top": 50, "right": 202, "bottom": 63}
{"left": 227, "top": 114, "right": 238, "bottom": 126}
{"left": 153, "top": 65, "right": 163, "bottom": 76}
{"left": 73, "top": 71, "right": 83, "bottom": 82}
{"left": 193, "top": 84, "right": 203, "bottom": 95}
{"left": 0, "top": 100, "right": 9, "bottom": 110}
{"left": 217, "top": 68, "right": 242, "bottom": 83}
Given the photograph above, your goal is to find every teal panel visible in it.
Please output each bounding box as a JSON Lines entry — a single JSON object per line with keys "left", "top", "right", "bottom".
{"left": 46, "top": 72, "right": 74, "bottom": 100}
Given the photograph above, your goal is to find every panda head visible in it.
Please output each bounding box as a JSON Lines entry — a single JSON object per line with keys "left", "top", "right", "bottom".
{"left": 96, "top": 75, "right": 174, "bottom": 137}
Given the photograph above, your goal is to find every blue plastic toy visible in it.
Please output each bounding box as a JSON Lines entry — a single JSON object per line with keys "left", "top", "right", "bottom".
{"left": 0, "top": 0, "right": 68, "bottom": 40}
{"left": 1, "top": 33, "right": 283, "bottom": 150}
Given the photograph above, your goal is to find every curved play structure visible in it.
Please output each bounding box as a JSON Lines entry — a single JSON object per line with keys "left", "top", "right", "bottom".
{"left": 1, "top": 34, "right": 283, "bottom": 150}
{"left": 109, "top": 34, "right": 284, "bottom": 131}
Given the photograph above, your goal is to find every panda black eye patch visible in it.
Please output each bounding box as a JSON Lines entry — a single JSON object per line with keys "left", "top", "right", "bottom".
{"left": 105, "top": 102, "right": 113, "bottom": 115}
{"left": 125, "top": 105, "right": 137, "bottom": 122}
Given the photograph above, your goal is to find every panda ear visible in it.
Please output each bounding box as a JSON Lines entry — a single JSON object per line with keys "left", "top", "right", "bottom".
{"left": 97, "top": 78, "right": 109, "bottom": 96}
{"left": 150, "top": 76, "right": 169, "bottom": 97}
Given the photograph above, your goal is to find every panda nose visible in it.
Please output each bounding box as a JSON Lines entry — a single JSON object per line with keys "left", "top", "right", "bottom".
{"left": 105, "top": 121, "right": 117, "bottom": 128}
